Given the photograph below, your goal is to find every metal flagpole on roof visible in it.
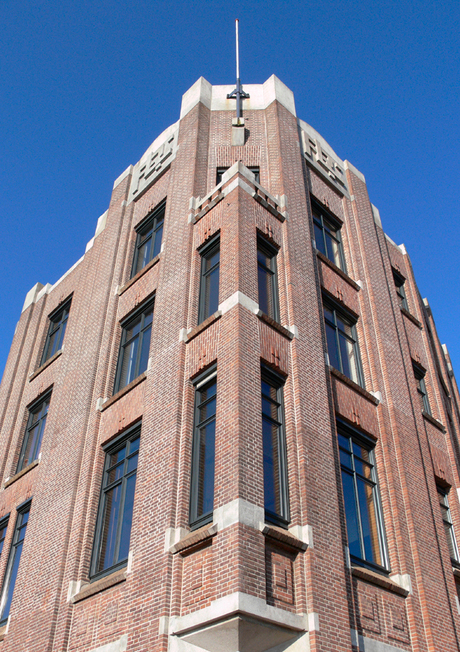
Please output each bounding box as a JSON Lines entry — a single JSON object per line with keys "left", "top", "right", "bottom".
{"left": 227, "top": 19, "right": 250, "bottom": 121}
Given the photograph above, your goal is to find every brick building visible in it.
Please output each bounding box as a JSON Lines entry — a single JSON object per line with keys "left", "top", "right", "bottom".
{"left": 0, "top": 75, "right": 460, "bottom": 652}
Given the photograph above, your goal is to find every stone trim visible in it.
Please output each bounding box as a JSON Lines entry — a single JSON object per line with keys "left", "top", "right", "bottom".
{"left": 3, "top": 459, "right": 39, "bottom": 489}
{"left": 99, "top": 373, "right": 146, "bottom": 412}
{"left": 117, "top": 254, "right": 160, "bottom": 296}
{"left": 29, "top": 349, "right": 62, "bottom": 382}
{"left": 317, "top": 251, "right": 361, "bottom": 291}
{"left": 351, "top": 630, "right": 410, "bottom": 652}
{"left": 258, "top": 312, "right": 294, "bottom": 340}
{"left": 185, "top": 312, "right": 221, "bottom": 343}
{"left": 261, "top": 524, "right": 307, "bottom": 551}
{"left": 171, "top": 523, "right": 218, "bottom": 555}
{"left": 422, "top": 411, "right": 446, "bottom": 432}
{"left": 71, "top": 568, "right": 127, "bottom": 604}
{"left": 401, "top": 307, "right": 423, "bottom": 330}
{"left": 329, "top": 367, "right": 379, "bottom": 405}
{"left": 351, "top": 566, "right": 409, "bottom": 597}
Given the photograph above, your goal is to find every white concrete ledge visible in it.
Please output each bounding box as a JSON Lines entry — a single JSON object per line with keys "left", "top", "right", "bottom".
{"left": 89, "top": 635, "right": 128, "bottom": 652}
{"left": 213, "top": 498, "right": 264, "bottom": 533}
{"left": 351, "top": 630, "right": 408, "bottom": 652}
{"left": 169, "top": 592, "right": 308, "bottom": 636}
{"left": 390, "top": 573, "right": 412, "bottom": 594}
{"left": 219, "top": 291, "right": 259, "bottom": 317}
{"left": 344, "top": 160, "right": 366, "bottom": 183}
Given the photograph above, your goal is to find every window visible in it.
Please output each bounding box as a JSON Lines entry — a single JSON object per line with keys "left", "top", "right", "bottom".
{"left": 216, "top": 166, "right": 259, "bottom": 185}
{"left": 393, "top": 270, "right": 408, "bottom": 311}
{"left": 0, "top": 519, "right": 8, "bottom": 558}
{"left": 258, "top": 237, "right": 279, "bottom": 321}
{"left": 338, "top": 424, "right": 387, "bottom": 570}
{"left": 131, "top": 201, "right": 165, "bottom": 277}
{"left": 413, "top": 364, "right": 431, "bottom": 415}
{"left": 323, "top": 301, "right": 363, "bottom": 386}
{"left": 41, "top": 299, "right": 71, "bottom": 364}
{"left": 437, "top": 486, "right": 460, "bottom": 564}
{"left": 114, "top": 300, "right": 154, "bottom": 393}
{"left": 261, "top": 367, "right": 289, "bottom": 526}
{"left": 91, "top": 426, "right": 140, "bottom": 578}
{"left": 311, "top": 197, "right": 346, "bottom": 271}
{"left": 198, "top": 237, "right": 220, "bottom": 324}
{"left": 17, "top": 392, "right": 51, "bottom": 472}
{"left": 189, "top": 368, "right": 217, "bottom": 529}
{"left": 0, "top": 502, "right": 30, "bottom": 624}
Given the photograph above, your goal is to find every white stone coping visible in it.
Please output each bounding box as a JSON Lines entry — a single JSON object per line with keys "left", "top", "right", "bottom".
{"left": 88, "top": 636, "right": 128, "bottom": 652}
{"left": 169, "top": 592, "right": 309, "bottom": 636}
{"left": 389, "top": 573, "right": 412, "bottom": 595}
{"left": 180, "top": 75, "right": 296, "bottom": 120}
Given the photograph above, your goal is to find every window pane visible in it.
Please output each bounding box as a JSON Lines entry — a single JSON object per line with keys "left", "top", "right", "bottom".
{"left": 314, "top": 222, "right": 326, "bottom": 255}
{"left": 263, "top": 418, "right": 280, "bottom": 515}
{"left": 326, "top": 323, "right": 340, "bottom": 370}
{"left": 325, "top": 233, "right": 342, "bottom": 268}
{"left": 196, "top": 421, "right": 216, "bottom": 517}
{"left": 136, "top": 239, "right": 152, "bottom": 275}
{"left": 0, "top": 541, "right": 23, "bottom": 622}
{"left": 98, "top": 484, "right": 122, "bottom": 572}
{"left": 152, "top": 222, "right": 163, "bottom": 259}
{"left": 204, "top": 267, "right": 219, "bottom": 318}
{"left": 0, "top": 508, "right": 29, "bottom": 623}
{"left": 118, "top": 474, "right": 137, "bottom": 561}
{"left": 357, "top": 478, "right": 382, "bottom": 565}
{"left": 341, "top": 470, "right": 361, "bottom": 559}
{"left": 258, "top": 267, "right": 274, "bottom": 317}
{"left": 119, "top": 339, "right": 139, "bottom": 389}
{"left": 138, "top": 326, "right": 151, "bottom": 375}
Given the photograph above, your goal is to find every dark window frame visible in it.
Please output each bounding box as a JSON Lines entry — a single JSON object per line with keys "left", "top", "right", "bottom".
{"left": 257, "top": 235, "right": 280, "bottom": 322}
{"left": 130, "top": 200, "right": 165, "bottom": 278}
{"left": 413, "top": 363, "right": 431, "bottom": 415}
{"left": 261, "top": 365, "right": 290, "bottom": 528}
{"left": 17, "top": 391, "right": 52, "bottom": 473}
{"left": 437, "top": 485, "right": 460, "bottom": 564}
{"left": 189, "top": 365, "right": 217, "bottom": 530}
{"left": 90, "top": 423, "right": 141, "bottom": 580}
{"left": 113, "top": 298, "right": 155, "bottom": 394}
{"left": 392, "top": 269, "right": 409, "bottom": 311}
{"left": 323, "top": 298, "right": 364, "bottom": 387}
{"left": 198, "top": 236, "right": 220, "bottom": 325}
{"left": 311, "top": 196, "right": 346, "bottom": 272}
{"left": 338, "top": 421, "right": 389, "bottom": 573}
{"left": 40, "top": 299, "right": 71, "bottom": 365}
{"left": 216, "top": 166, "right": 260, "bottom": 185}
{"left": 0, "top": 501, "right": 31, "bottom": 625}
{"left": 0, "top": 517, "right": 9, "bottom": 559}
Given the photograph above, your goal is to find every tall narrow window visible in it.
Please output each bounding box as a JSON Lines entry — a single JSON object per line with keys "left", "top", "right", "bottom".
{"left": 190, "top": 369, "right": 217, "bottom": 529}
{"left": 437, "top": 486, "right": 460, "bottom": 564}
{"left": 41, "top": 299, "right": 71, "bottom": 364}
{"left": 198, "top": 237, "right": 220, "bottom": 324}
{"left": 114, "top": 299, "right": 154, "bottom": 393}
{"left": 413, "top": 364, "right": 431, "bottom": 415}
{"left": 91, "top": 426, "right": 140, "bottom": 578}
{"left": 393, "top": 270, "right": 409, "bottom": 311}
{"left": 0, "top": 502, "right": 30, "bottom": 625}
{"left": 323, "top": 301, "right": 363, "bottom": 386}
{"left": 258, "top": 237, "right": 279, "bottom": 321}
{"left": 131, "top": 201, "right": 165, "bottom": 277}
{"left": 261, "top": 367, "right": 289, "bottom": 526}
{"left": 338, "top": 425, "right": 387, "bottom": 570}
{"left": 0, "top": 519, "right": 8, "bottom": 558}
{"left": 17, "top": 392, "right": 51, "bottom": 472}
{"left": 311, "top": 197, "right": 346, "bottom": 271}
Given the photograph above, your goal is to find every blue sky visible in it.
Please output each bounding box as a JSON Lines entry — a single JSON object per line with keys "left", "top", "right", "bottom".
{"left": 1, "top": 0, "right": 459, "bottom": 379}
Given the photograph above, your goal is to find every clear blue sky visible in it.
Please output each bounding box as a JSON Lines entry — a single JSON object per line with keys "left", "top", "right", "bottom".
{"left": 1, "top": 0, "right": 459, "bottom": 378}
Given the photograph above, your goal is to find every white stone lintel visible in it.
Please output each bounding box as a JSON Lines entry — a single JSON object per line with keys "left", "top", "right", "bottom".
{"left": 67, "top": 580, "right": 83, "bottom": 602}
{"left": 113, "top": 165, "right": 133, "bottom": 189}
{"left": 169, "top": 591, "right": 308, "bottom": 636}
{"left": 308, "top": 612, "right": 319, "bottom": 632}
{"left": 159, "top": 616, "right": 169, "bottom": 635}
{"left": 370, "top": 391, "right": 382, "bottom": 404}
{"left": 389, "top": 573, "right": 412, "bottom": 595}
{"left": 219, "top": 291, "right": 259, "bottom": 317}
{"left": 22, "top": 282, "right": 45, "bottom": 312}
{"left": 356, "top": 280, "right": 364, "bottom": 290}
{"left": 371, "top": 204, "right": 382, "bottom": 228}
{"left": 285, "top": 324, "right": 298, "bottom": 338}
{"left": 288, "top": 524, "right": 313, "bottom": 549}
{"left": 164, "top": 526, "right": 189, "bottom": 553}
{"left": 399, "top": 243, "right": 408, "bottom": 256}
{"left": 213, "top": 498, "right": 264, "bottom": 533}
{"left": 88, "top": 636, "right": 128, "bottom": 652}
{"left": 179, "top": 328, "right": 188, "bottom": 343}
{"left": 96, "top": 397, "right": 108, "bottom": 412}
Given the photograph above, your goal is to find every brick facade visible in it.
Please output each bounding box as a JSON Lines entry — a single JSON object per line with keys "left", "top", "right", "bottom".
{"left": 0, "top": 75, "right": 459, "bottom": 652}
